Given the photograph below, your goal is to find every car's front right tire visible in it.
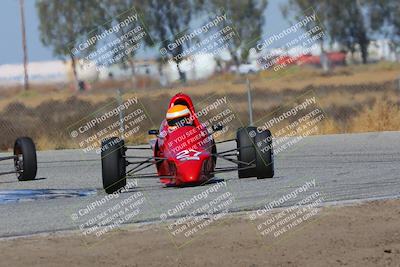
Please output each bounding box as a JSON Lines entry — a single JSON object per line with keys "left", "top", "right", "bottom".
{"left": 101, "top": 137, "right": 126, "bottom": 194}
{"left": 14, "top": 137, "right": 37, "bottom": 181}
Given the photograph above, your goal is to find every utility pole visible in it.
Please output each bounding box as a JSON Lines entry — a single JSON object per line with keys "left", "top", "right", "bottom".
{"left": 19, "top": 0, "right": 29, "bottom": 90}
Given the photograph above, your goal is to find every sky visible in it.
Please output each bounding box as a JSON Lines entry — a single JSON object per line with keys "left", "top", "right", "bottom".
{"left": 0, "top": 0, "right": 290, "bottom": 65}
{"left": 0, "top": 0, "right": 54, "bottom": 64}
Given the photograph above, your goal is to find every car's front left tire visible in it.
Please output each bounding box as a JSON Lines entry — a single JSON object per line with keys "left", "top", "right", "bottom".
{"left": 236, "top": 127, "right": 274, "bottom": 179}
{"left": 254, "top": 129, "right": 274, "bottom": 179}
{"left": 237, "top": 127, "right": 257, "bottom": 178}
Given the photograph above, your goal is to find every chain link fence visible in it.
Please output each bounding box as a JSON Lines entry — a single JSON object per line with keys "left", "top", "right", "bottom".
{"left": 1, "top": 79, "right": 399, "bottom": 151}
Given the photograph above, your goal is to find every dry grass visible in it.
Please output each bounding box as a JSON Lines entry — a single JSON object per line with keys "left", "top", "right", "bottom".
{"left": 1, "top": 62, "right": 399, "bottom": 150}
{"left": 2, "top": 61, "right": 399, "bottom": 108}
{"left": 349, "top": 97, "right": 400, "bottom": 132}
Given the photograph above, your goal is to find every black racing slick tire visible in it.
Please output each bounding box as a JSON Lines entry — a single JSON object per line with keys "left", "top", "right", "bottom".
{"left": 101, "top": 137, "right": 126, "bottom": 194}
{"left": 254, "top": 129, "right": 274, "bottom": 179}
{"left": 237, "top": 127, "right": 257, "bottom": 178}
{"left": 14, "top": 137, "right": 37, "bottom": 181}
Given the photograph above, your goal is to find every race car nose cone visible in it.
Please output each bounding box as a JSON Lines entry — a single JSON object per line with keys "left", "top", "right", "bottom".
{"left": 176, "top": 161, "right": 201, "bottom": 183}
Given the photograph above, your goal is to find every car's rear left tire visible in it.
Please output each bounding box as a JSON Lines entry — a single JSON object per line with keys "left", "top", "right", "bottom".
{"left": 101, "top": 137, "right": 126, "bottom": 194}
{"left": 14, "top": 137, "right": 37, "bottom": 181}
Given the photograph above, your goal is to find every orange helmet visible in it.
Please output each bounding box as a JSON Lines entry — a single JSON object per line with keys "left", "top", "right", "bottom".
{"left": 166, "top": 105, "right": 191, "bottom": 127}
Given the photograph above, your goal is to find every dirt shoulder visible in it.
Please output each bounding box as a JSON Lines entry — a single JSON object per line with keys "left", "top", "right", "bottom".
{"left": 1, "top": 199, "right": 399, "bottom": 267}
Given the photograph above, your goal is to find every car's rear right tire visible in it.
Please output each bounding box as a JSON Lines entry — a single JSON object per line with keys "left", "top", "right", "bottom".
{"left": 101, "top": 137, "right": 126, "bottom": 194}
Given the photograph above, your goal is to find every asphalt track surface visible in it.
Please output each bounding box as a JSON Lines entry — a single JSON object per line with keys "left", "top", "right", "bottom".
{"left": 0, "top": 131, "right": 399, "bottom": 238}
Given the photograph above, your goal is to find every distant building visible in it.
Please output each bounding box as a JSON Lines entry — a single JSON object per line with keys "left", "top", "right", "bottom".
{"left": 0, "top": 53, "right": 222, "bottom": 86}
{"left": 0, "top": 60, "right": 97, "bottom": 85}
{"left": 368, "top": 39, "right": 399, "bottom": 62}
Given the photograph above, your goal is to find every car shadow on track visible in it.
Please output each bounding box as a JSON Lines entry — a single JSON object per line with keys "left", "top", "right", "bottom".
{"left": 0, "top": 177, "right": 47, "bottom": 184}
{"left": 100, "top": 177, "right": 228, "bottom": 195}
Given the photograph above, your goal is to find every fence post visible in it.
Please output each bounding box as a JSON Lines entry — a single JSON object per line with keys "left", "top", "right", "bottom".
{"left": 246, "top": 78, "right": 254, "bottom": 126}
{"left": 116, "top": 89, "right": 124, "bottom": 139}
{"left": 397, "top": 75, "right": 400, "bottom": 91}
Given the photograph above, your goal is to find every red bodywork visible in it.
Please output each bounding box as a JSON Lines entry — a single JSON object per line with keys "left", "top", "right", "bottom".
{"left": 151, "top": 93, "right": 216, "bottom": 186}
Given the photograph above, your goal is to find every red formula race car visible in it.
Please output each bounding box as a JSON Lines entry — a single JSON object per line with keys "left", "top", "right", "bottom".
{"left": 101, "top": 93, "right": 274, "bottom": 194}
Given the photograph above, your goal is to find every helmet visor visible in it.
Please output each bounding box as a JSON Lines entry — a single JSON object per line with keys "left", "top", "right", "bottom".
{"left": 167, "top": 115, "right": 190, "bottom": 127}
